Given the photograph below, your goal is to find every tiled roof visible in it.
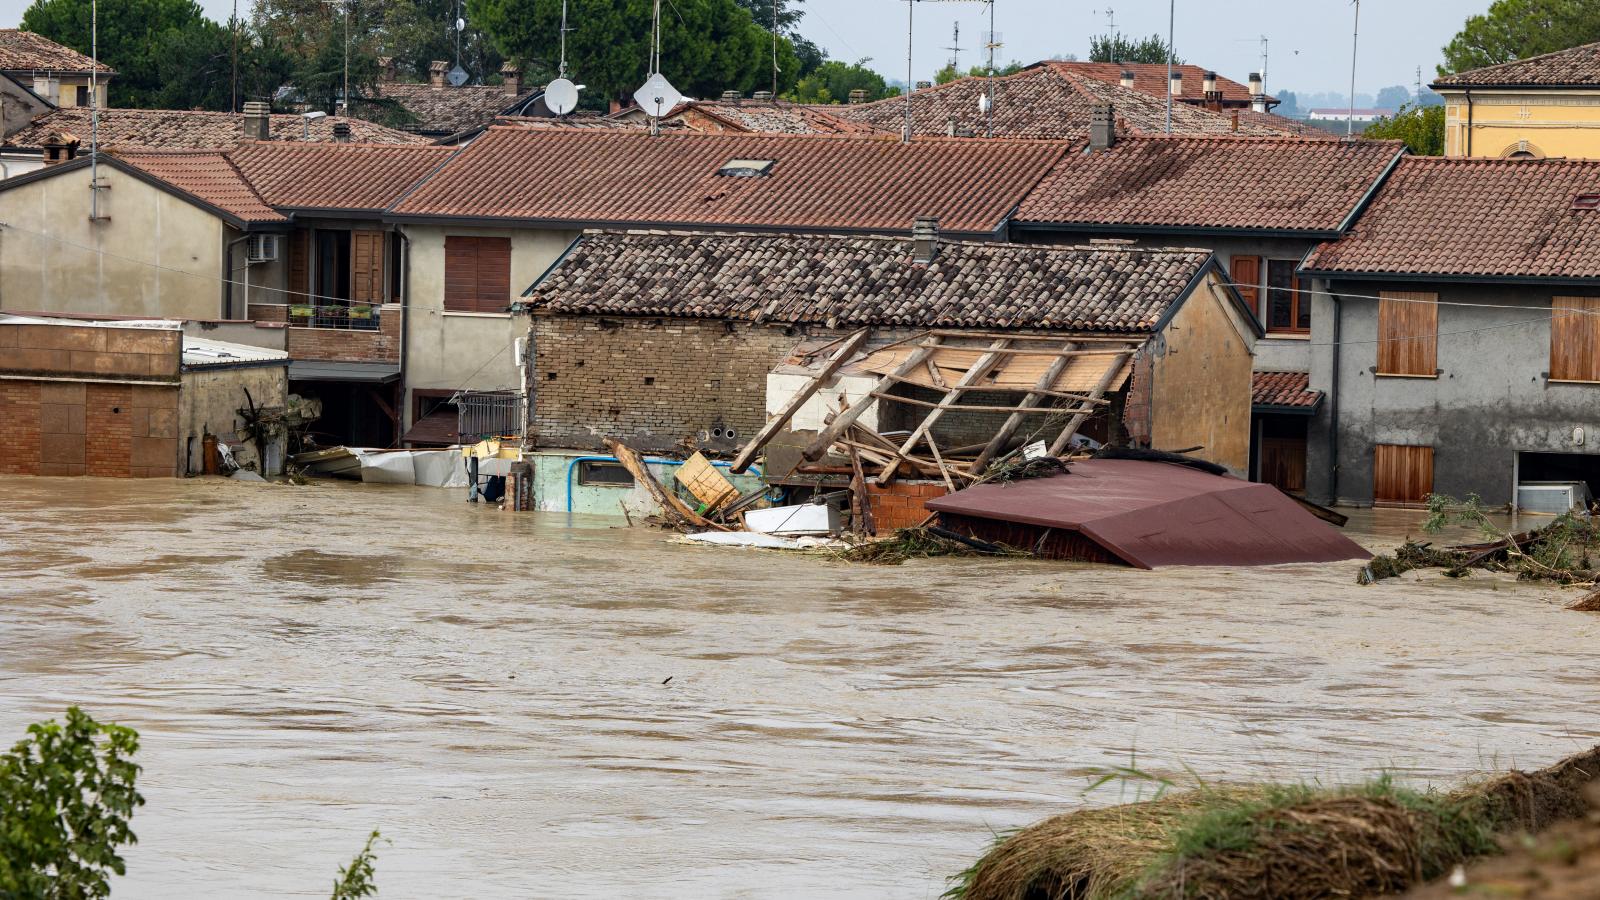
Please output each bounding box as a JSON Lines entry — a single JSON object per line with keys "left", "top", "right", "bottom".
{"left": 1016, "top": 136, "right": 1404, "bottom": 233}
{"left": 114, "top": 151, "right": 286, "bottom": 224}
{"left": 1041, "top": 61, "right": 1273, "bottom": 106}
{"left": 524, "top": 230, "right": 1212, "bottom": 332}
{"left": 1253, "top": 371, "right": 1322, "bottom": 410}
{"left": 389, "top": 127, "right": 1070, "bottom": 236}
{"left": 1301, "top": 156, "right": 1600, "bottom": 280}
{"left": 4, "top": 107, "right": 427, "bottom": 151}
{"left": 1233, "top": 109, "right": 1338, "bottom": 139}
{"left": 226, "top": 142, "right": 456, "bottom": 211}
{"left": 493, "top": 113, "right": 681, "bottom": 131}
{"left": 0, "top": 29, "right": 112, "bottom": 74}
{"left": 832, "top": 66, "right": 1312, "bottom": 140}
{"left": 674, "top": 100, "right": 885, "bottom": 135}
{"left": 365, "top": 82, "right": 534, "bottom": 135}
{"left": 1434, "top": 41, "right": 1600, "bottom": 87}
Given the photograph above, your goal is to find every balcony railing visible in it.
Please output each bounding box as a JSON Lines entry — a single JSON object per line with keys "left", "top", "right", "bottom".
{"left": 288, "top": 304, "right": 381, "bottom": 331}
{"left": 457, "top": 390, "right": 525, "bottom": 442}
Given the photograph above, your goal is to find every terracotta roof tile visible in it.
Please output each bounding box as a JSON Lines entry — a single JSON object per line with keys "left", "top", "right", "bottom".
{"left": 1302, "top": 156, "right": 1600, "bottom": 279}
{"left": 0, "top": 29, "right": 112, "bottom": 74}
{"left": 1253, "top": 371, "right": 1321, "bottom": 410}
{"left": 1435, "top": 41, "right": 1600, "bottom": 87}
{"left": 1017, "top": 136, "right": 1404, "bottom": 233}
{"left": 5, "top": 107, "right": 427, "bottom": 151}
{"left": 364, "top": 82, "right": 534, "bottom": 135}
{"left": 1042, "top": 61, "right": 1273, "bottom": 106}
{"left": 390, "top": 127, "right": 1070, "bottom": 235}
{"left": 524, "top": 230, "right": 1212, "bottom": 332}
{"left": 113, "top": 151, "right": 286, "bottom": 224}
{"left": 675, "top": 100, "right": 886, "bottom": 135}
{"left": 226, "top": 142, "right": 456, "bottom": 211}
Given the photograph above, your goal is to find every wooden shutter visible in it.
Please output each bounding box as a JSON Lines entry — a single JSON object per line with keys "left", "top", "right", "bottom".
{"left": 1550, "top": 296, "right": 1600, "bottom": 382}
{"left": 1374, "top": 444, "right": 1434, "bottom": 506}
{"left": 350, "top": 231, "right": 385, "bottom": 304}
{"left": 1230, "top": 255, "right": 1261, "bottom": 315}
{"left": 1377, "top": 291, "right": 1438, "bottom": 376}
{"left": 444, "top": 236, "right": 512, "bottom": 313}
{"left": 287, "top": 229, "right": 310, "bottom": 304}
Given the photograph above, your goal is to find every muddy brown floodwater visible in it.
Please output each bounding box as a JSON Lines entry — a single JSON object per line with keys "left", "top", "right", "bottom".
{"left": 3, "top": 476, "right": 1600, "bottom": 898}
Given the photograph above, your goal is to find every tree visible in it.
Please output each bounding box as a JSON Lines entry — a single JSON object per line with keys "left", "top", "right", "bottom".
{"left": 1275, "top": 89, "right": 1300, "bottom": 116}
{"left": 733, "top": 0, "right": 820, "bottom": 78}
{"left": 1374, "top": 85, "right": 1411, "bottom": 110}
{"left": 331, "top": 830, "right": 384, "bottom": 899}
{"left": 1364, "top": 103, "right": 1446, "bottom": 155}
{"left": 1087, "top": 33, "right": 1182, "bottom": 65}
{"left": 1440, "top": 0, "right": 1600, "bottom": 74}
{"left": 934, "top": 60, "right": 1024, "bottom": 85}
{"left": 21, "top": 0, "right": 220, "bottom": 107}
{"left": 790, "top": 58, "right": 890, "bottom": 104}
{"left": 0, "top": 707, "right": 144, "bottom": 899}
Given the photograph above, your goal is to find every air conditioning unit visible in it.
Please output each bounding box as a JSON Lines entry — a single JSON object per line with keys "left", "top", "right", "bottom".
{"left": 246, "top": 233, "right": 280, "bottom": 263}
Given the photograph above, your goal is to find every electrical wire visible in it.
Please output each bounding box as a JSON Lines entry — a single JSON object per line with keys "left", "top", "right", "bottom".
{"left": 1221, "top": 280, "right": 1600, "bottom": 315}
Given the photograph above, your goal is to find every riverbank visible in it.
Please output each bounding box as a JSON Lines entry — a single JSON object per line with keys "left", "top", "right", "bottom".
{"left": 3, "top": 476, "right": 1599, "bottom": 897}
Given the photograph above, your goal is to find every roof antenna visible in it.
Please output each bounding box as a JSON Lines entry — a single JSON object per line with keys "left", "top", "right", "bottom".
{"left": 946, "top": 21, "right": 962, "bottom": 72}
{"left": 771, "top": 0, "right": 780, "bottom": 98}
{"left": 631, "top": 0, "right": 682, "bottom": 136}
{"left": 1164, "top": 0, "right": 1174, "bottom": 133}
{"left": 543, "top": 0, "right": 580, "bottom": 118}
{"left": 984, "top": 0, "right": 999, "bottom": 137}
{"left": 902, "top": 0, "right": 914, "bottom": 143}
{"left": 1346, "top": 0, "right": 1360, "bottom": 137}
{"left": 89, "top": 0, "right": 105, "bottom": 222}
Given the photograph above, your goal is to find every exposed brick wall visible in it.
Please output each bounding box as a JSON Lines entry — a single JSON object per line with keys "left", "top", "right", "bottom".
{"left": 247, "top": 303, "right": 289, "bottom": 323}
{"left": 85, "top": 384, "right": 133, "bottom": 477}
{"left": 281, "top": 304, "right": 401, "bottom": 363}
{"left": 0, "top": 322, "right": 180, "bottom": 382}
{"left": 865, "top": 481, "right": 950, "bottom": 531}
{"left": 0, "top": 381, "right": 41, "bottom": 475}
{"left": 38, "top": 382, "right": 86, "bottom": 477}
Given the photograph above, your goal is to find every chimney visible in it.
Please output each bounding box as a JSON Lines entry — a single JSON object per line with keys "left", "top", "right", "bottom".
{"left": 500, "top": 61, "right": 521, "bottom": 96}
{"left": 377, "top": 56, "right": 396, "bottom": 84}
{"left": 1169, "top": 70, "right": 1183, "bottom": 96}
{"left": 1230, "top": 109, "right": 1240, "bottom": 132}
{"left": 1248, "top": 72, "right": 1267, "bottom": 113}
{"left": 1203, "top": 71, "right": 1217, "bottom": 94}
{"left": 332, "top": 121, "right": 351, "bottom": 143}
{"left": 242, "top": 101, "right": 270, "bottom": 141}
{"left": 609, "top": 98, "right": 622, "bottom": 115}
{"left": 752, "top": 90, "right": 773, "bottom": 103}
{"left": 1120, "top": 70, "right": 1135, "bottom": 90}
{"left": 915, "top": 80, "right": 932, "bottom": 90}
{"left": 1089, "top": 103, "right": 1115, "bottom": 152}
{"left": 848, "top": 88, "right": 867, "bottom": 104}
{"left": 41, "top": 131, "right": 78, "bottom": 165}
{"left": 429, "top": 60, "right": 448, "bottom": 88}
{"left": 1203, "top": 71, "right": 1222, "bottom": 111}
{"left": 911, "top": 217, "right": 939, "bottom": 265}
{"left": 721, "top": 89, "right": 741, "bottom": 102}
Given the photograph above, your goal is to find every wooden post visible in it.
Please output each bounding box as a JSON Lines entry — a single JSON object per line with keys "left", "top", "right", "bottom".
{"left": 800, "top": 335, "right": 943, "bottom": 462}
{"left": 875, "top": 339, "right": 1010, "bottom": 485}
{"left": 969, "top": 340, "right": 1077, "bottom": 473}
{"left": 1047, "top": 350, "right": 1134, "bottom": 457}
{"left": 730, "top": 327, "right": 869, "bottom": 474}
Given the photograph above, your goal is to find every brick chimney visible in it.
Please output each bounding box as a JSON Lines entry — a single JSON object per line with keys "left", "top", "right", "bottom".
{"left": 848, "top": 88, "right": 867, "bottom": 104}
{"left": 377, "top": 56, "right": 396, "bottom": 84}
{"left": 41, "top": 130, "right": 78, "bottom": 164}
{"left": 915, "top": 80, "right": 932, "bottom": 90}
{"left": 1169, "top": 70, "right": 1183, "bottom": 96}
{"left": 242, "top": 101, "right": 270, "bottom": 141}
{"left": 500, "top": 62, "right": 521, "bottom": 95}
{"left": 332, "top": 121, "right": 351, "bottom": 143}
{"left": 1089, "top": 103, "right": 1115, "bottom": 152}
{"left": 911, "top": 217, "right": 939, "bottom": 265}
{"left": 1120, "top": 70, "right": 1135, "bottom": 90}
{"left": 429, "top": 60, "right": 448, "bottom": 88}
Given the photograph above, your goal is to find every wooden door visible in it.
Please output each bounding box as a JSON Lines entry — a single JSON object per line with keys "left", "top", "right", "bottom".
{"left": 1259, "top": 434, "right": 1308, "bottom": 494}
{"left": 1374, "top": 444, "right": 1434, "bottom": 506}
{"left": 1230, "top": 255, "right": 1261, "bottom": 316}
{"left": 286, "top": 229, "right": 311, "bottom": 305}
{"left": 350, "top": 231, "right": 385, "bottom": 305}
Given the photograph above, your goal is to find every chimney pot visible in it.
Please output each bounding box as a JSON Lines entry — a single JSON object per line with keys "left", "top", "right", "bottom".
{"left": 41, "top": 130, "right": 78, "bottom": 164}
{"left": 911, "top": 217, "right": 939, "bottom": 265}
{"left": 1120, "top": 70, "right": 1135, "bottom": 90}
{"left": 429, "top": 60, "right": 449, "bottom": 88}
{"left": 848, "top": 88, "right": 868, "bottom": 104}
{"left": 915, "top": 80, "right": 932, "bottom": 90}
{"left": 500, "top": 62, "right": 521, "bottom": 96}
{"left": 332, "top": 121, "right": 351, "bottom": 143}
{"left": 721, "top": 89, "right": 741, "bottom": 102}
{"left": 1203, "top": 71, "right": 1217, "bottom": 94}
{"left": 752, "top": 90, "right": 773, "bottom": 103}
{"left": 1248, "top": 72, "right": 1266, "bottom": 113}
{"left": 1169, "top": 71, "right": 1183, "bottom": 96}
{"left": 242, "top": 101, "right": 271, "bottom": 141}
{"left": 1089, "top": 102, "right": 1115, "bottom": 152}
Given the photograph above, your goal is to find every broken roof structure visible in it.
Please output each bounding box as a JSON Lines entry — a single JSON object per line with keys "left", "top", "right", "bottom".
{"left": 4, "top": 107, "right": 426, "bottom": 152}
{"left": 926, "top": 459, "right": 1371, "bottom": 568}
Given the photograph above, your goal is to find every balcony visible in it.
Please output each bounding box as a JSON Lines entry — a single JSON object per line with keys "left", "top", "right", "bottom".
{"left": 249, "top": 302, "right": 401, "bottom": 366}
{"left": 288, "top": 304, "right": 380, "bottom": 331}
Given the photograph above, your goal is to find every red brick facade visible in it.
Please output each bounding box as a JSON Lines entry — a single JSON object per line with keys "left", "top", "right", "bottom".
{"left": 250, "top": 302, "right": 400, "bottom": 364}
{"left": 865, "top": 481, "right": 950, "bottom": 532}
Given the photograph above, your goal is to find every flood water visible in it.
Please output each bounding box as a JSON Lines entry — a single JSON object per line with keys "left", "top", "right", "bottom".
{"left": 2, "top": 476, "right": 1599, "bottom": 898}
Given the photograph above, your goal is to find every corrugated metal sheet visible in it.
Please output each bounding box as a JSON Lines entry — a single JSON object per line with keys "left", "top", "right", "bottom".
{"left": 925, "top": 458, "right": 1370, "bottom": 568}
{"left": 181, "top": 336, "right": 289, "bottom": 368}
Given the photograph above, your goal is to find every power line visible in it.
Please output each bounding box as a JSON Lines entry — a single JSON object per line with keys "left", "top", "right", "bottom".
{"left": 1220, "top": 280, "right": 1600, "bottom": 315}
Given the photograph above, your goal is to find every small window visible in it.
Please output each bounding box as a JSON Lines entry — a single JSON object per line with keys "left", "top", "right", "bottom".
{"left": 1550, "top": 296, "right": 1600, "bottom": 382}
{"left": 1573, "top": 193, "right": 1600, "bottom": 210}
{"left": 578, "top": 461, "right": 635, "bottom": 487}
{"left": 1265, "top": 259, "right": 1307, "bottom": 333}
{"left": 1377, "top": 291, "right": 1438, "bottom": 376}
{"left": 716, "top": 158, "right": 774, "bottom": 177}
{"left": 75, "top": 85, "right": 89, "bottom": 106}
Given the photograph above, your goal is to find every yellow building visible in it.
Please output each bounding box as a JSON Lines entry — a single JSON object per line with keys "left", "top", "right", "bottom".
{"left": 0, "top": 29, "right": 113, "bottom": 110}
{"left": 1434, "top": 41, "right": 1600, "bottom": 160}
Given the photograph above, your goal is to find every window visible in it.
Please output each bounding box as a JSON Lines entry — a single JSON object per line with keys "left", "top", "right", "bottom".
{"left": 1265, "top": 260, "right": 1308, "bottom": 333}
{"left": 74, "top": 85, "right": 89, "bottom": 106}
{"left": 1550, "top": 296, "right": 1600, "bottom": 382}
{"left": 716, "top": 158, "right": 774, "bottom": 177}
{"left": 1377, "top": 291, "right": 1438, "bottom": 376}
{"left": 578, "top": 461, "right": 635, "bottom": 487}
{"left": 1230, "top": 255, "right": 1260, "bottom": 315}
{"left": 314, "top": 230, "right": 352, "bottom": 302}
{"left": 444, "top": 236, "right": 512, "bottom": 313}
{"left": 1373, "top": 444, "right": 1434, "bottom": 507}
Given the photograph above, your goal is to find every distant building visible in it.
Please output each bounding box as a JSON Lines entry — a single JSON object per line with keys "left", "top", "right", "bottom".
{"left": 1433, "top": 41, "right": 1600, "bottom": 159}
{"left": 359, "top": 59, "right": 538, "bottom": 139}
{"left": 1305, "top": 108, "right": 1387, "bottom": 123}
{"left": 0, "top": 29, "right": 112, "bottom": 109}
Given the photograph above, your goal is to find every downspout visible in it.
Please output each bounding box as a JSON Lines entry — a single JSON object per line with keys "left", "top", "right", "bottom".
{"left": 396, "top": 227, "right": 411, "bottom": 433}
{"left": 1326, "top": 285, "right": 1342, "bottom": 504}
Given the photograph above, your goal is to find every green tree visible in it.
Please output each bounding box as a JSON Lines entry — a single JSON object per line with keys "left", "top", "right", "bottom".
{"left": 1088, "top": 33, "right": 1182, "bottom": 65}
{"left": 790, "top": 57, "right": 890, "bottom": 104}
{"left": 0, "top": 707, "right": 144, "bottom": 899}
{"left": 733, "top": 0, "right": 820, "bottom": 78}
{"left": 469, "top": 0, "right": 799, "bottom": 108}
{"left": 1441, "top": 0, "right": 1600, "bottom": 74}
{"left": 1363, "top": 103, "right": 1446, "bottom": 155}
{"left": 20, "top": 0, "right": 222, "bottom": 107}
{"left": 935, "top": 60, "right": 1023, "bottom": 84}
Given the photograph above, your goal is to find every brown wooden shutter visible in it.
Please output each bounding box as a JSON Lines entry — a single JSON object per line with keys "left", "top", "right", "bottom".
{"left": 287, "top": 229, "right": 310, "bottom": 304}
{"left": 1377, "top": 291, "right": 1438, "bottom": 376}
{"left": 1550, "top": 296, "right": 1600, "bottom": 382}
{"left": 1374, "top": 444, "right": 1434, "bottom": 506}
{"left": 1230, "top": 255, "right": 1261, "bottom": 315}
{"left": 350, "top": 231, "right": 385, "bottom": 304}
{"left": 444, "top": 236, "right": 512, "bottom": 313}
{"left": 475, "top": 237, "right": 511, "bottom": 313}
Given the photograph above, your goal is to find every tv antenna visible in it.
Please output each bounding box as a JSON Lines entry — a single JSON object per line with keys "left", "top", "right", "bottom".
{"left": 898, "top": 0, "right": 991, "bottom": 143}
{"left": 946, "top": 22, "right": 962, "bottom": 71}
{"left": 544, "top": 0, "right": 582, "bottom": 117}
{"left": 1347, "top": 0, "right": 1360, "bottom": 136}
{"left": 1103, "top": 6, "right": 1114, "bottom": 40}
{"left": 632, "top": 0, "right": 682, "bottom": 136}
{"left": 1258, "top": 35, "right": 1268, "bottom": 94}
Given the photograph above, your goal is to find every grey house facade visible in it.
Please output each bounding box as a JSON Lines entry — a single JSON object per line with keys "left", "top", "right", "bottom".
{"left": 1300, "top": 156, "right": 1600, "bottom": 508}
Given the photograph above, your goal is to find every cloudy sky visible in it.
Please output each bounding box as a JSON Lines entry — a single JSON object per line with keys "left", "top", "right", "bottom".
{"left": 0, "top": 0, "right": 1494, "bottom": 96}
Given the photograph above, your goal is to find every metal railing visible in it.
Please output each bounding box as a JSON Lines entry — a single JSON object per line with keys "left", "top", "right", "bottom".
{"left": 288, "top": 303, "right": 381, "bottom": 331}
{"left": 456, "top": 390, "right": 525, "bottom": 442}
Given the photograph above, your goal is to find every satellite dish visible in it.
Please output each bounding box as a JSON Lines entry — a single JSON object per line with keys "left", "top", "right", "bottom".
{"left": 545, "top": 78, "right": 579, "bottom": 115}
{"left": 632, "top": 72, "right": 683, "bottom": 118}
{"left": 977, "top": 93, "right": 991, "bottom": 114}
{"left": 447, "top": 64, "right": 470, "bottom": 87}
{"left": 455, "top": 16, "right": 466, "bottom": 31}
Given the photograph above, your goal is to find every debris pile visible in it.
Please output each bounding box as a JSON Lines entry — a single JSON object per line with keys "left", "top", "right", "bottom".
{"left": 1359, "top": 501, "right": 1600, "bottom": 590}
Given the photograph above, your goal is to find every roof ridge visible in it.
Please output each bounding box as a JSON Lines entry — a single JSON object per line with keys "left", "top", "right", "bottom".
{"left": 1442, "top": 40, "right": 1600, "bottom": 79}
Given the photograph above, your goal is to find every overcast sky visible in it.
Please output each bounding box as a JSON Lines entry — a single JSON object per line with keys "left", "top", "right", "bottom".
{"left": 0, "top": 0, "right": 1493, "bottom": 96}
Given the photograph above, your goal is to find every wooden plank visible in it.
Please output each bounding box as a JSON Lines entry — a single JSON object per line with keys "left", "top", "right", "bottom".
{"left": 1551, "top": 296, "right": 1600, "bottom": 382}
{"left": 970, "top": 340, "right": 1078, "bottom": 473}
{"left": 1377, "top": 291, "right": 1438, "bottom": 376}
{"left": 730, "top": 327, "right": 869, "bottom": 473}
{"left": 1047, "top": 350, "right": 1134, "bottom": 456}
{"left": 925, "top": 330, "right": 1144, "bottom": 343}
{"left": 874, "top": 369, "right": 1111, "bottom": 405}
{"left": 602, "top": 438, "right": 726, "bottom": 530}
{"left": 868, "top": 391, "right": 1085, "bottom": 414}
{"left": 800, "top": 335, "right": 943, "bottom": 461}
{"left": 925, "top": 432, "right": 957, "bottom": 493}
{"left": 923, "top": 356, "right": 947, "bottom": 389}
{"left": 876, "top": 339, "right": 1010, "bottom": 486}
{"left": 848, "top": 443, "right": 875, "bottom": 536}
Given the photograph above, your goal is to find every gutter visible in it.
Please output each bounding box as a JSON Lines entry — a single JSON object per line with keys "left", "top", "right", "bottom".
{"left": 1009, "top": 220, "right": 1344, "bottom": 240}
{"left": 1298, "top": 268, "right": 1600, "bottom": 288}
{"left": 377, "top": 213, "right": 1003, "bottom": 241}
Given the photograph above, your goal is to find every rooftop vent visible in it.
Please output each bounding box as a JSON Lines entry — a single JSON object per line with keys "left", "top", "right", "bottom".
{"left": 848, "top": 89, "right": 868, "bottom": 104}
{"left": 720, "top": 90, "right": 741, "bottom": 102}
{"left": 752, "top": 90, "right": 773, "bottom": 102}
{"left": 1573, "top": 193, "right": 1600, "bottom": 210}
{"left": 717, "top": 158, "right": 775, "bottom": 177}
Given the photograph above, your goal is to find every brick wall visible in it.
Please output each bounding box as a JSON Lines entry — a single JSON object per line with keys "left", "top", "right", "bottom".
{"left": 0, "top": 376, "right": 178, "bottom": 479}
{"left": 252, "top": 302, "right": 401, "bottom": 364}
{"left": 247, "top": 303, "right": 289, "bottom": 323}
{"left": 0, "top": 381, "right": 41, "bottom": 475}
{"left": 865, "top": 481, "right": 950, "bottom": 531}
